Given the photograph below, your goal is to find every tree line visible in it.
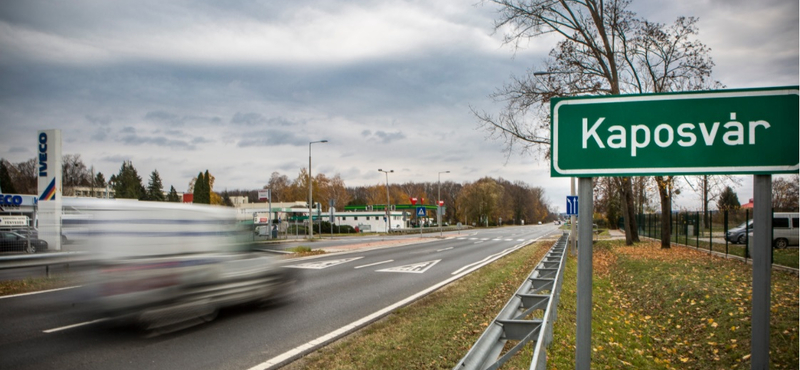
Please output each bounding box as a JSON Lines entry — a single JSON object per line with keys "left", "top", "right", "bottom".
{"left": 0, "top": 157, "right": 555, "bottom": 225}
{"left": 228, "top": 170, "right": 554, "bottom": 226}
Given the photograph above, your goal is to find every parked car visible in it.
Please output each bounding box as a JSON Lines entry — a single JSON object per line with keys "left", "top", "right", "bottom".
{"left": 0, "top": 231, "right": 48, "bottom": 253}
{"left": 772, "top": 212, "right": 799, "bottom": 249}
{"left": 725, "top": 220, "right": 753, "bottom": 244}
{"left": 725, "top": 212, "right": 799, "bottom": 248}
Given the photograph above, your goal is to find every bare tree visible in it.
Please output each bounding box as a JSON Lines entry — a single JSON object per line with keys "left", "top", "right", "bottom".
{"left": 772, "top": 174, "right": 799, "bottom": 212}
{"left": 265, "top": 172, "right": 291, "bottom": 202}
{"left": 477, "top": 1, "right": 720, "bottom": 245}
{"left": 9, "top": 158, "right": 37, "bottom": 195}
{"left": 683, "top": 175, "right": 742, "bottom": 227}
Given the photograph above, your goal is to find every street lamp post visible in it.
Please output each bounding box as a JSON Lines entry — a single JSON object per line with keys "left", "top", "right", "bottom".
{"left": 378, "top": 169, "right": 393, "bottom": 233}
{"left": 308, "top": 140, "right": 328, "bottom": 239}
{"left": 438, "top": 171, "right": 450, "bottom": 236}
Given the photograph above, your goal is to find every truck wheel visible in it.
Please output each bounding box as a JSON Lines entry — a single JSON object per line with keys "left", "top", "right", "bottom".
{"left": 774, "top": 238, "right": 788, "bottom": 249}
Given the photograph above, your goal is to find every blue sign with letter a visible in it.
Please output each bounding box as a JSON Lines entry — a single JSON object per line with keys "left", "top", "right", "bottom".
{"left": 566, "top": 196, "right": 578, "bottom": 216}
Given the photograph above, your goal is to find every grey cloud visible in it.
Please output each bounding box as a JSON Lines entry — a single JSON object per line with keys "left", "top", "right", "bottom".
{"left": 86, "top": 114, "right": 112, "bottom": 125}
{"left": 9, "top": 146, "right": 28, "bottom": 153}
{"left": 231, "top": 112, "right": 297, "bottom": 127}
{"left": 367, "top": 130, "right": 405, "bottom": 143}
{"left": 101, "top": 155, "right": 132, "bottom": 164}
{"left": 237, "top": 130, "right": 307, "bottom": 147}
{"left": 118, "top": 134, "right": 196, "bottom": 150}
{"left": 90, "top": 128, "right": 110, "bottom": 141}
{"left": 191, "top": 136, "right": 213, "bottom": 144}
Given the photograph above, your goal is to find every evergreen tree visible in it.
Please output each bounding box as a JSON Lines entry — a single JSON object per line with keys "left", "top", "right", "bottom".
{"left": 203, "top": 170, "right": 212, "bottom": 204}
{"left": 717, "top": 186, "right": 740, "bottom": 211}
{"left": 167, "top": 185, "right": 181, "bottom": 202}
{"left": 146, "top": 170, "right": 166, "bottom": 201}
{"left": 94, "top": 172, "right": 106, "bottom": 188}
{"left": 222, "top": 190, "right": 233, "bottom": 207}
{"left": 0, "top": 160, "right": 17, "bottom": 193}
{"left": 194, "top": 172, "right": 208, "bottom": 204}
{"left": 112, "top": 161, "right": 145, "bottom": 199}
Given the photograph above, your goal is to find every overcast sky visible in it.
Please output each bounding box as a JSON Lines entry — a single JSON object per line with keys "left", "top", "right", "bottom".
{"left": 0, "top": 0, "right": 797, "bottom": 212}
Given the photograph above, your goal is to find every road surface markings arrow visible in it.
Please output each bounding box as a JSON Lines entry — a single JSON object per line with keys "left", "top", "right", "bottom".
{"left": 377, "top": 259, "right": 441, "bottom": 274}
{"left": 286, "top": 257, "right": 364, "bottom": 269}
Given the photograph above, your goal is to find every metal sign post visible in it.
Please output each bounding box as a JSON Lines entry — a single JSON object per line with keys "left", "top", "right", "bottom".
{"left": 416, "top": 207, "right": 426, "bottom": 236}
{"left": 751, "top": 175, "right": 772, "bottom": 369}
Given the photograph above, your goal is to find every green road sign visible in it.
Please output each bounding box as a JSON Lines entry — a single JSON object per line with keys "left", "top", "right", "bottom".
{"left": 551, "top": 86, "right": 799, "bottom": 177}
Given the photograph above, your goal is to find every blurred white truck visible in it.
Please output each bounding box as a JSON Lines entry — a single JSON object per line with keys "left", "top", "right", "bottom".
{"left": 63, "top": 198, "right": 297, "bottom": 334}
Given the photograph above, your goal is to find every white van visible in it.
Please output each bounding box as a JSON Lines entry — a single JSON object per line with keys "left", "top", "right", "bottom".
{"left": 772, "top": 212, "right": 799, "bottom": 249}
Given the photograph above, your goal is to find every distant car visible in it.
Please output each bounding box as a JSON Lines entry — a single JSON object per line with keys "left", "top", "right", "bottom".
{"left": 0, "top": 231, "right": 48, "bottom": 253}
{"left": 725, "top": 220, "right": 753, "bottom": 244}
{"left": 11, "top": 228, "right": 38, "bottom": 238}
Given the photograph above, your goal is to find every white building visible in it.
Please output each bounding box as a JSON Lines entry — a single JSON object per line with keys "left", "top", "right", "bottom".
{"left": 329, "top": 211, "right": 407, "bottom": 233}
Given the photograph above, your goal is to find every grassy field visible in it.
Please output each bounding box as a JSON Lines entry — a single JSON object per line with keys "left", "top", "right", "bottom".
{"left": 284, "top": 239, "right": 798, "bottom": 369}
{"left": 548, "top": 240, "right": 798, "bottom": 369}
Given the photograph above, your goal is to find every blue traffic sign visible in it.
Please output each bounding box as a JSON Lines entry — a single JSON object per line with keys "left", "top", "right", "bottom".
{"left": 416, "top": 207, "right": 427, "bottom": 217}
{"left": 566, "top": 196, "right": 578, "bottom": 216}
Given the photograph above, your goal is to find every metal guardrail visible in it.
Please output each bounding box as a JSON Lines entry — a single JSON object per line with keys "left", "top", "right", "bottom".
{"left": 454, "top": 232, "right": 569, "bottom": 370}
{"left": 0, "top": 252, "right": 89, "bottom": 277}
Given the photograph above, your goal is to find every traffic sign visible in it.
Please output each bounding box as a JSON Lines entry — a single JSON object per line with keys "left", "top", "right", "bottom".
{"left": 551, "top": 86, "right": 799, "bottom": 177}
{"left": 566, "top": 196, "right": 578, "bottom": 216}
{"left": 410, "top": 197, "right": 417, "bottom": 205}
{"left": 416, "top": 207, "right": 426, "bottom": 217}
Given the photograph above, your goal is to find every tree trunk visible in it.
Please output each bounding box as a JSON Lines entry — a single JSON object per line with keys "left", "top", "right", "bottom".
{"left": 619, "top": 178, "right": 633, "bottom": 246}
{"left": 621, "top": 177, "right": 640, "bottom": 242}
{"left": 656, "top": 176, "right": 672, "bottom": 249}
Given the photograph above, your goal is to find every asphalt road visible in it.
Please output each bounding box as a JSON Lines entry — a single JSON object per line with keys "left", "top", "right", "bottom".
{"left": 0, "top": 224, "right": 561, "bottom": 370}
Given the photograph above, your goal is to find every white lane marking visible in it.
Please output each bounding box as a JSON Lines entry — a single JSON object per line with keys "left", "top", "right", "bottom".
{"left": 452, "top": 235, "right": 544, "bottom": 276}
{"left": 285, "top": 257, "right": 364, "bottom": 270}
{"left": 248, "top": 232, "right": 548, "bottom": 370}
{"left": 43, "top": 318, "right": 108, "bottom": 333}
{"left": 249, "top": 261, "right": 486, "bottom": 370}
{"left": 377, "top": 260, "right": 441, "bottom": 274}
{"left": 0, "top": 286, "right": 81, "bottom": 300}
{"left": 436, "top": 247, "right": 453, "bottom": 252}
{"left": 354, "top": 260, "right": 394, "bottom": 269}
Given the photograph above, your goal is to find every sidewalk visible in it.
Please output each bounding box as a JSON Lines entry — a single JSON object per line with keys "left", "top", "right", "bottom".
{"left": 607, "top": 229, "right": 625, "bottom": 239}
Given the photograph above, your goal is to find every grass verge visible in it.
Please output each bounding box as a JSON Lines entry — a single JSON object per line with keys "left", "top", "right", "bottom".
{"left": 549, "top": 240, "right": 799, "bottom": 369}
{"left": 282, "top": 238, "right": 554, "bottom": 369}
{"left": 0, "top": 275, "right": 75, "bottom": 297}
{"left": 287, "top": 246, "right": 327, "bottom": 256}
